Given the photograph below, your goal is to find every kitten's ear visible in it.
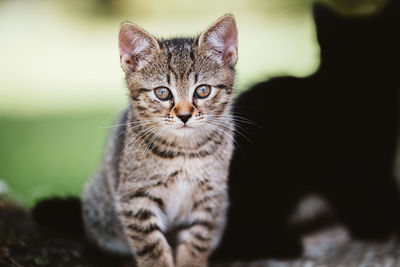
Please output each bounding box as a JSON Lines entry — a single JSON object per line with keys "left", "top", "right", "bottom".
{"left": 119, "top": 22, "right": 160, "bottom": 73}
{"left": 198, "top": 14, "right": 238, "bottom": 66}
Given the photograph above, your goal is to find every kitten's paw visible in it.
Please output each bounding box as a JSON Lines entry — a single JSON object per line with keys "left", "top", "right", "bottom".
{"left": 135, "top": 252, "right": 174, "bottom": 267}
{"left": 176, "top": 244, "right": 208, "bottom": 267}
{"left": 176, "top": 260, "right": 207, "bottom": 267}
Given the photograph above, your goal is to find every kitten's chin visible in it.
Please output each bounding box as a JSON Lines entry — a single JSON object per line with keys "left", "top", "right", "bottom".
{"left": 173, "top": 126, "right": 195, "bottom": 135}
{"left": 168, "top": 125, "right": 201, "bottom": 138}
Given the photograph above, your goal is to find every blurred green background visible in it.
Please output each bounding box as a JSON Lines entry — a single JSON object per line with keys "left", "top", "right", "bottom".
{"left": 0, "top": 0, "right": 387, "bottom": 206}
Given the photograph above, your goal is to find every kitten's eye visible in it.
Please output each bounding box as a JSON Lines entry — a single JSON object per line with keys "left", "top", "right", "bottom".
{"left": 194, "top": 85, "right": 211, "bottom": 99}
{"left": 154, "top": 87, "right": 172, "bottom": 101}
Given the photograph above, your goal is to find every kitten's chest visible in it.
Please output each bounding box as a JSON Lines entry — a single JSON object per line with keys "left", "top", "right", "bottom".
{"left": 154, "top": 162, "right": 209, "bottom": 223}
{"left": 162, "top": 177, "right": 195, "bottom": 225}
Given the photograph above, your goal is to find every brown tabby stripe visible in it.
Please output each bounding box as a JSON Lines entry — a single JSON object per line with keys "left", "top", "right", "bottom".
{"left": 191, "top": 232, "right": 212, "bottom": 242}
{"left": 131, "top": 88, "right": 151, "bottom": 100}
{"left": 138, "top": 88, "right": 151, "bottom": 93}
{"left": 133, "top": 209, "right": 155, "bottom": 220}
{"left": 150, "top": 143, "right": 219, "bottom": 159}
{"left": 219, "top": 101, "right": 229, "bottom": 107}
{"left": 169, "top": 170, "right": 180, "bottom": 178}
{"left": 178, "top": 220, "right": 215, "bottom": 231}
{"left": 212, "top": 89, "right": 224, "bottom": 102}
{"left": 151, "top": 181, "right": 165, "bottom": 188}
{"left": 215, "top": 84, "right": 228, "bottom": 89}
{"left": 167, "top": 49, "right": 178, "bottom": 80}
{"left": 130, "top": 235, "right": 144, "bottom": 241}
{"left": 128, "top": 192, "right": 164, "bottom": 211}
{"left": 136, "top": 242, "right": 159, "bottom": 257}
{"left": 122, "top": 209, "right": 155, "bottom": 220}
{"left": 188, "top": 145, "right": 219, "bottom": 158}
{"left": 136, "top": 104, "right": 147, "bottom": 112}
{"left": 186, "top": 48, "right": 195, "bottom": 79}
{"left": 203, "top": 207, "right": 213, "bottom": 213}
{"left": 121, "top": 210, "right": 134, "bottom": 217}
{"left": 216, "top": 84, "right": 233, "bottom": 94}
{"left": 199, "top": 178, "right": 210, "bottom": 186}
{"left": 166, "top": 73, "right": 171, "bottom": 85}
{"left": 213, "top": 103, "right": 227, "bottom": 115}
{"left": 195, "top": 131, "right": 223, "bottom": 148}
{"left": 148, "top": 174, "right": 161, "bottom": 181}
{"left": 150, "top": 248, "right": 163, "bottom": 259}
{"left": 191, "top": 243, "right": 208, "bottom": 253}
{"left": 134, "top": 126, "right": 174, "bottom": 147}
{"left": 127, "top": 223, "right": 162, "bottom": 234}
{"left": 192, "top": 196, "right": 215, "bottom": 210}
{"left": 204, "top": 185, "right": 214, "bottom": 191}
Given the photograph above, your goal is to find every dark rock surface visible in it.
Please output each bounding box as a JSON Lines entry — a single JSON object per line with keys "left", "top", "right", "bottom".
{"left": 0, "top": 197, "right": 132, "bottom": 267}
{"left": 2, "top": 197, "right": 400, "bottom": 266}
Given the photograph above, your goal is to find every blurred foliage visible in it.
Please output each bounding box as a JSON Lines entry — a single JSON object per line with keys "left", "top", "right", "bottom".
{"left": 64, "top": 0, "right": 389, "bottom": 17}
{"left": 0, "top": 112, "right": 114, "bottom": 206}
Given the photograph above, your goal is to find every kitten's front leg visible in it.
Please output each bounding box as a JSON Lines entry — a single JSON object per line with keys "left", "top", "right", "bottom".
{"left": 117, "top": 190, "right": 174, "bottom": 267}
{"left": 175, "top": 196, "right": 227, "bottom": 267}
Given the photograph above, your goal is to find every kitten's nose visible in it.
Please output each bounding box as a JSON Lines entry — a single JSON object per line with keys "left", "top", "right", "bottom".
{"left": 177, "top": 113, "right": 192, "bottom": 123}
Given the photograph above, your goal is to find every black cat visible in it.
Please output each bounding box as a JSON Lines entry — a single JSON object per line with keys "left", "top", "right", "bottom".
{"left": 213, "top": 0, "right": 400, "bottom": 261}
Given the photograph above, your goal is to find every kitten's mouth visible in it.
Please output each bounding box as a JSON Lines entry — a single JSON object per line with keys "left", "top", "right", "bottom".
{"left": 174, "top": 125, "right": 195, "bottom": 135}
{"left": 180, "top": 125, "right": 192, "bottom": 129}
{"left": 176, "top": 124, "right": 196, "bottom": 131}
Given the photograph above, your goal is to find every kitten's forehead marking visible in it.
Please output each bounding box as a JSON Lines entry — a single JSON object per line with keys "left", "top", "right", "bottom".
{"left": 162, "top": 38, "right": 196, "bottom": 99}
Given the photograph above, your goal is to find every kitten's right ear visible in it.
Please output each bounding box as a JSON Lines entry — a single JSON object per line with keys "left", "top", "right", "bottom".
{"left": 119, "top": 22, "right": 160, "bottom": 73}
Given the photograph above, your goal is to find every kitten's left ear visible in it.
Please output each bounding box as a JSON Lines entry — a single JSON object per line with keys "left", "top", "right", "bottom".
{"left": 199, "top": 14, "right": 238, "bottom": 66}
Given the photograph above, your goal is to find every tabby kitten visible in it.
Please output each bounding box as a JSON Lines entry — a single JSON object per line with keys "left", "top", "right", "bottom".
{"left": 82, "top": 15, "right": 238, "bottom": 267}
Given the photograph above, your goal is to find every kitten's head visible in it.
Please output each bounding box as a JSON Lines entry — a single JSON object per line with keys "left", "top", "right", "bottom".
{"left": 118, "top": 15, "right": 237, "bottom": 140}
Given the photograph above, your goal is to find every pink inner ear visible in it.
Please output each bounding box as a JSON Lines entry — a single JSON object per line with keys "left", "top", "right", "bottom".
{"left": 119, "top": 26, "right": 134, "bottom": 57}
{"left": 119, "top": 31, "right": 135, "bottom": 71}
{"left": 222, "top": 33, "right": 238, "bottom": 64}
{"left": 201, "top": 15, "right": 238, "bottom": 65}
{"left": 118, "top": 23, "right": 159, "bottom": 72}
{"left": 121, "top": 53, "right": 138, "bottom": 72}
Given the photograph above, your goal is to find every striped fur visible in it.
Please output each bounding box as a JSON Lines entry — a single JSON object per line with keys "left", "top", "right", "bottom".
{"left": 82, "top": 15, "right": 238, "bottom": 267}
